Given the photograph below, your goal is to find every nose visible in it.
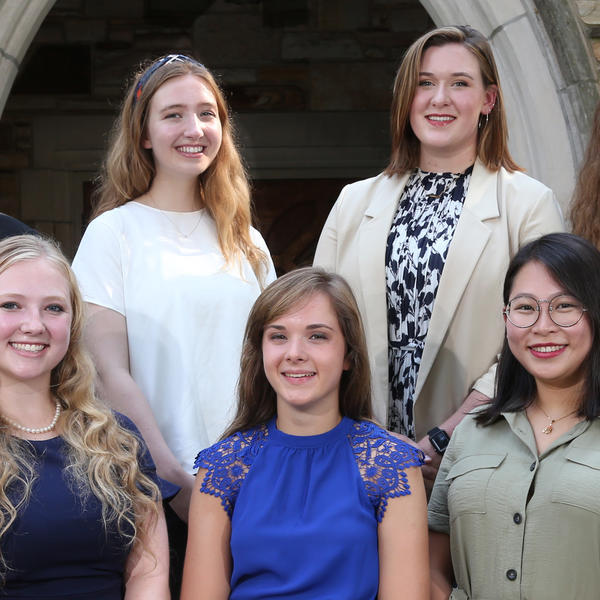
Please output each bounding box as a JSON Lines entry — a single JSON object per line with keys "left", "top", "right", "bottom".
{"left": 285, "top": 337, "right": 307, "bottom": 362}
{"left": 531, "top": 302, "right": 558, "bottom": 333}
{"left": 19, "top": 308, "right": 45, "bottom": 335}
{"left": 431, "top": 83, "right": 449, "bottom": 106}
{"left": 184, "top": 114, "right": 204, "bottom": 138}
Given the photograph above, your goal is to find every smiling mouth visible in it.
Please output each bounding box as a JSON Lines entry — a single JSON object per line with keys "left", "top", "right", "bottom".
{"left": 426, "top": 115, "right": 455, "bottom": 123}
{"left": 177, "top": 145, "right": 205, "bottom": 154}
{"left": 531, "top": 345, "right": 566, "bottom": 353}
{"left": 10, "top": 342, "right": 46, "bottom": 353}
{"left": 283, "top": 372, "right": 316, "bottom": 379}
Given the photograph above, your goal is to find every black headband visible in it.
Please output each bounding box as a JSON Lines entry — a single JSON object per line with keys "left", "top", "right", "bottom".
{"left": 134, "top": 54, "right": 205, "bottom": 104}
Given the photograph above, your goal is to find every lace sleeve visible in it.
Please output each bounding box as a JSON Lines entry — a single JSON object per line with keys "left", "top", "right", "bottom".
{"left": 350, "top": 421, "right": 425, "bottom": 522}
{"left": 194, "top": 425, "right": 269, "bottom": 517}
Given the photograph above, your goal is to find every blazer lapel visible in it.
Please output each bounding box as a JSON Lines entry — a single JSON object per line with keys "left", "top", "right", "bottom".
{"left": 357, "top": 173, "right": 410, "bottom": 353}
{"left": 415, "top": 161, "right": 500, "bottom": 400}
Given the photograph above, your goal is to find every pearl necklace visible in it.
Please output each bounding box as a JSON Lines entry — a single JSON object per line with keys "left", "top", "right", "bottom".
{"left": 1, "top": 400, "right": 61, "bottom": 434}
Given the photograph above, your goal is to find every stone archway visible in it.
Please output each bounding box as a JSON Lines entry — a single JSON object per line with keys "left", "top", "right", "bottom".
{"left": 0, "top": 0, "right": 597, "bottom": 215}
{"left": 421, "top": 0, "right": 599, "bottom": 214}
{"left": 0, "top": 1, "right": 55, "bottom": 117}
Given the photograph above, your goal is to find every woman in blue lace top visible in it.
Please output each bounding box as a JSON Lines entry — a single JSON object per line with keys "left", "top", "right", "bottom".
{"left": 181, "top": 267, "right": 429, "bottom": 599}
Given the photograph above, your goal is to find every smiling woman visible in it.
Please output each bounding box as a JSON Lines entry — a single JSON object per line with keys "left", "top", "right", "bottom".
{"left": 181, "top": 267, "right": 430, "bottom": 600}
{"left": 314, "top": 25, "right": 564, "bottom": 494}
{"left": 429, "top": 233, "right": 600, "bottom": 600}
{"left": 0, "top": 234, "right": 173, "bottom": 598}
{"left": 70, "top": 54, "right": 275, "bottom": 594}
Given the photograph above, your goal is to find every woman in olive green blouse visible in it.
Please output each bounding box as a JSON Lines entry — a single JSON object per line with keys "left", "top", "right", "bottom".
{"left": 429, "top": 232, "right": 600, "bottom": 600}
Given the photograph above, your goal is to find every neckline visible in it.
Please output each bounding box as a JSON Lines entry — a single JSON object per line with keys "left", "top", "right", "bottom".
{"left": 131, "top": 201, "right": 204, "bottom": 216}
{"left": 415, "top": 164, "right": 474, "bottom": 178}
{"left": 267, "top": 416, "right": 352, "bottom": 447}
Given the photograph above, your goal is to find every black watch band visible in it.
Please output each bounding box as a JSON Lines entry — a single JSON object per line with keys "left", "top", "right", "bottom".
{"left": 427, "top": 427, "right": 450, "bottom": 455}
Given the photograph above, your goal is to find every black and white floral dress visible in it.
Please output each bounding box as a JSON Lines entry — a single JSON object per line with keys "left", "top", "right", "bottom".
{"left": 385, "top": 166, "right": 472, "bottom": 437}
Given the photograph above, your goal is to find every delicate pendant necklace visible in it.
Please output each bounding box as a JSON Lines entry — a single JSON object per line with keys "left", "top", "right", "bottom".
{"left": 148, "top": 195, "right": 204, "bottom": 239}
{"left": 1, "top": 400, "right": 61, "bottom": 434}
{"left": 535, "top": 403, "right": 579, "bottom": 434}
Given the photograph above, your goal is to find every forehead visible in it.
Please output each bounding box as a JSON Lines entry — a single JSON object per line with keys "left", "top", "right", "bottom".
{"left": 149, "top": 74, "right": 218, "bottom": 108}
{"left": 0, "top": 258, "right": 69, "bottom": 293}
{"left": 267, "top": 292, "right": 339, "bottom": 325}
{"left": 420, "top": 42, "right": 481, "bottom": 74}
{"left": 510, "top": 261, "right": 564, "bottom": 297}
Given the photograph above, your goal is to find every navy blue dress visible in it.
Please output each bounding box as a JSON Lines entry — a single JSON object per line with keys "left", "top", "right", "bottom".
{"left": 195, "top": 417, "right": 424, "bottom": 599}
{"left": 1, "top": 414, "right": 178, "bottom": 599}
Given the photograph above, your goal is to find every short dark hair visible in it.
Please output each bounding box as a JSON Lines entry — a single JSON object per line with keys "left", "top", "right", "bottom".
{"left": 477, "top": 233, "right": 600, "bottom": 426}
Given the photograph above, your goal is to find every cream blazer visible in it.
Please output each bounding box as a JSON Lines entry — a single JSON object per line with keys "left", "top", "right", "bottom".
{"left": 314, "top": 160, "right": 565, "bottom": 439}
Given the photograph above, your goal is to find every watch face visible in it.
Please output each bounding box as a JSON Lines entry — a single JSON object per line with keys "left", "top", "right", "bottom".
{"left": 429, "top": 429, "right": 449, "bottom": 453}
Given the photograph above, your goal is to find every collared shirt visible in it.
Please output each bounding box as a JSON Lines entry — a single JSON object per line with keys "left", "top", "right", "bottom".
{"left": 429, "top": 410, "right": 600, "bottom": 600}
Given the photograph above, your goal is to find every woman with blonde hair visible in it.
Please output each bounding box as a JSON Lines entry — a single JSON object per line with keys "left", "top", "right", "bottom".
{"left": 71, "top": 54, "right": 276, "bottom": 589}
{"left": 0, "top": 234, "right": 173, "bottom": 597}
{"left": 314, "top": 25, "right": 564, "bottom": 491}
{"left": 182, "top": 267, "right": 429, "bottom": 599}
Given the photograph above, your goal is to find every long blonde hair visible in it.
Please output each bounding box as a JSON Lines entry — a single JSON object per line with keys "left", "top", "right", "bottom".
{"left": 0, "top": 235, "right": 160, "bottom": 577}
{"left": 386, "top": 25, "right": 522, "bottom": 176}
{"left": 92, "top": 55, "right": 268, "bottom": 284}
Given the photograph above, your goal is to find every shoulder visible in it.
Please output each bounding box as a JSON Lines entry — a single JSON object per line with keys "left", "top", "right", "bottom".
{"left": 249, "top": 225, "right": 270, "bottom": 253}
{"left": 350, "top": 420, "right": 424, "bottom": 463}
{"left": 349, "top": 421, "right": 425, "bottom": 522}
{"left": 485, "top": 165, "right": 553, "bottom": 204}
{"left": 336, "top": 172, "right": 405, "bottom": 207}
{"left": 194, "top": 425, "right": 269, "bottom": 517}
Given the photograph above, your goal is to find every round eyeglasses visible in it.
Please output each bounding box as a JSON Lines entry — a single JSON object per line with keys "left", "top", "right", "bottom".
{"left": 503, "top": 294, "right": 587, "bottom": 328}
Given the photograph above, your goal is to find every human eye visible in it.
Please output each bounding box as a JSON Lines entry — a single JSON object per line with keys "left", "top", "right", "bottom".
{"left": 511, "top": 299, "right": 536, "bottom": 313}
{"left": 452, "top": 79, "right": 469, "bottom": 87}
{"left": 418, "top": 79, "right": 434, "bottom": 87}
{"left": 46, "top": 304, "right": 66, "bottom": 314}
{"left": 200, "top": 109, "right": 216, "bottom": 118}
{"left": 164, "top": 112, "right": 182, "bottom": 119}
{"left": 552, "top": 296, "right": 581, "bottom": 312}
{"left": 309, "top": 332, "right": 328, "bottom": 341}
{"left": 267, "top": 332, "right": 286, "bottom": 342}
{"left": 0, "top": 301, "right": 18, "bottom": 310}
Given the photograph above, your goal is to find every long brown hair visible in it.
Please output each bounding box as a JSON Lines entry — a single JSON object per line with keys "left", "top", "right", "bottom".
{"left": 222, "top": 267, "right": 373, "bottom": 438}
{"left": 571, "top": 102, "right": 600, "bottom": 248}
{"left": 386, "top": 25, "right": 522, "bottom": 176}
{"left": 92, "top": 55, "right": 268, "bottom": 284}
{"left": 0, "top": 235, "right": 160, "bottom": 577}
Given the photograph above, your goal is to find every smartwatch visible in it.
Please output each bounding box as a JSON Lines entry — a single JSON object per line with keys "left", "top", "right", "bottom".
{"left": 427, "top": 427, "right": 450, "bottom": 455}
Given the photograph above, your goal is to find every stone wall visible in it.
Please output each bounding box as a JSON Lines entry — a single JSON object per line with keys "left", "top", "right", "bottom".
{"left": 0, "top": 0, "right": 433, "bottom": 259}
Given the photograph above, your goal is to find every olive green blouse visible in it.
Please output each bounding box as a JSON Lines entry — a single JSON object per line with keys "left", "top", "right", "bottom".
{"left": 429, "top": 410, "right": 600, "bottom": 600}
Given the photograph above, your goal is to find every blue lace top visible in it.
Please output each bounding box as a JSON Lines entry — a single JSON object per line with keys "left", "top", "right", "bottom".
{"left": 195, "top": 416, "right": 424, "bottom": 599}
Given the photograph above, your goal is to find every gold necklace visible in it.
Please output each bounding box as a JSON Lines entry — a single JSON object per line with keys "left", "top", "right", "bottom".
{"left": 147, "top": 195, "right": 204, "bottom": 239}
{"left": 534, "top": 403, "right": 579, "bottom": 434}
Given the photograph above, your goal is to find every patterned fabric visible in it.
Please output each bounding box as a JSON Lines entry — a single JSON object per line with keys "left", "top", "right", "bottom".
{"left": 349, "top": 420, "right": 424, "bottom": 522}
{"left": 195, "top": 418, "right": 424, "bottom": 522}
{"left": 194, "top": 425, "right": 269, "bottom": 516}
{"left": 385, "top": 167, "right": 472, "bottom": 437}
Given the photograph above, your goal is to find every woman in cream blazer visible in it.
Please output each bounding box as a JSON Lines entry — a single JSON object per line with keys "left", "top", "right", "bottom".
{"left": 314, "top": 26, "right": 564, "bottom": 490}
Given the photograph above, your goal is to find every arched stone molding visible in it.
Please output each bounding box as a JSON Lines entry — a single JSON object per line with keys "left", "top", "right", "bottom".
{"left": 421, "top": 0, "right": 599, "bottom": 214}
{"left": 0, "top": 0, "right": 55, "bottom": 117}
